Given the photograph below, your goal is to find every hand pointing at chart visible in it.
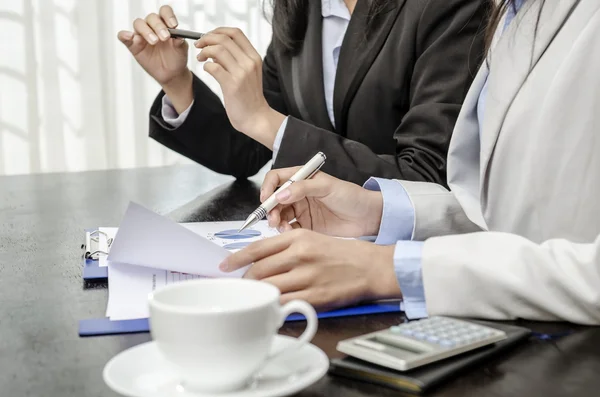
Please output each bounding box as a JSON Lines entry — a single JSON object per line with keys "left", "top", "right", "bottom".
{"left": 219, "top": 230, "right": 401, "bottom": 311}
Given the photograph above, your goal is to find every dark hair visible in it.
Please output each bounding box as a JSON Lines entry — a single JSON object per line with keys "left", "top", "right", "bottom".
{"left": 485, "top": 0, "right": 546, "bottom": 54}
{"left": 268, "top": 0, "right": 391, "bottom": 54}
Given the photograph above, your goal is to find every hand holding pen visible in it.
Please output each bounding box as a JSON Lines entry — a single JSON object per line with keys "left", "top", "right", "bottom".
{"left": 239, "top": 152, "right": 385, "bottom": 238}
{"left": 118, "top": 5, "right": 287, "bottom": 151}
{"left": 117, "top": 5, "right": 193, "bottom": 114}
{"left": 239, "top": 153, "right": 327, "bottom": 232}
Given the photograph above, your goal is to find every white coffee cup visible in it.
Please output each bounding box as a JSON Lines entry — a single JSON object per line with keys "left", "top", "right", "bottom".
{"left": 148, "top": 278, "right": 318, "bottom": 393}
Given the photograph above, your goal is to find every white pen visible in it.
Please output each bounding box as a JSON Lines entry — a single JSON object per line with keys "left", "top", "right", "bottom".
{"left": 238, "top": 152, "right": 327, "bottom": 232}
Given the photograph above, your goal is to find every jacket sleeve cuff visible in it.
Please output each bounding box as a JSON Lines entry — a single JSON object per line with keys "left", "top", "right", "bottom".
{"left": 272, "top": 116, "right": 289, "bottom": 162}
{"left": 161, "top": 95, "right": 194, "bottom": 128}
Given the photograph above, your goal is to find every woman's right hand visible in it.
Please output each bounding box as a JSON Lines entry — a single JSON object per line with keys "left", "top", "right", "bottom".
{"left": 261, "top": 168, "right": 384, "bottom": 238}
{"left": 117, "top": 5, "right": 192, "bottom": 112}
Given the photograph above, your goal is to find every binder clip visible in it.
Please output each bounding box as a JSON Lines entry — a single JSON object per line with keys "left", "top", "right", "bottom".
{"left": 82, "top": 230, "right": 113, "bottom": 260}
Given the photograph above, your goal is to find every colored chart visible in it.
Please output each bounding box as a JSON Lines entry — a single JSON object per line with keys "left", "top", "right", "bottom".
{"left": 222, "top": 241, "right": 254, "bottom": 250}
{"left": 214, "top": 229, "right": 261, "bottom": 240}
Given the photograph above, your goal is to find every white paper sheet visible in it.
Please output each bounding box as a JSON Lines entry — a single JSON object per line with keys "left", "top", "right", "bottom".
{"left": 106, "top": 262, "right": 205, "bottom": 320}
{"left": 98, "top": 221, "right": 279, "bottom": 267}
{"left": 108, "top": 202, "right": 257, "bottom": 278}
{"left": 104, "top": 202, "right": 280, "bottom": 321}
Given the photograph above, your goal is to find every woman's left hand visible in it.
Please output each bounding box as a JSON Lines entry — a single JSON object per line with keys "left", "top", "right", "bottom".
{"left": 219, "top": 229, "right": 402, "bottom": 310}
{"left": 195, "top": 28, "right": 284, "bottom": 149}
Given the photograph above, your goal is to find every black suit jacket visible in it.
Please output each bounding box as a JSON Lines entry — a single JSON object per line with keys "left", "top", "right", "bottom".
{"left": 149, "top": 0, "right": 487, "bottom": 185}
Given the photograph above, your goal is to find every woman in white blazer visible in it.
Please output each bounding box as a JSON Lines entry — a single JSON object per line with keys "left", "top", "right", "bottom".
{"left": 220, "top": 0, "right": 600, "bottom": 325}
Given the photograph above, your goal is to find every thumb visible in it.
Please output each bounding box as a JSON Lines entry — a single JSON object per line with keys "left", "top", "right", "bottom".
{"left": 172, "top": 37, "right": 187, "bottom": 48}
{"left": 118, "top": 31, "right": 147, "bottom": 56}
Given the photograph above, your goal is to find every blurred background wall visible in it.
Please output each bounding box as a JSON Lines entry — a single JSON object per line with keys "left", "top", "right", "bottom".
{"left": 0, "top": 0, "right": 273, "bottom": 176}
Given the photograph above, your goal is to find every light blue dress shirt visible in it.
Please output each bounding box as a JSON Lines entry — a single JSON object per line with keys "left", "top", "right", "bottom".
{"left": 163, "top": 0, "right": 351, "bottom": 163}
{"left": 367, "top": 1, "right": 524, "bottom": 320}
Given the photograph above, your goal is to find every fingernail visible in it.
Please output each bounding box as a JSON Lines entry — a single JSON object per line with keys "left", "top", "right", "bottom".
{"left": 159, "top": 29, "right": 169, "bottom": 40}
{"left": 169, "top": 17, "right": 178, "bottom": 27}
{"left": 124, "top": 31, "right": 134, "bottom": 40}
{"left": 267, "top": 214, "right": 272, "bottom": 223}
{"left": 194, "top": 40, "right": 201, "bottom": 47}
{"left": 148, "top": 33, "right": 158, "bottom": 44}
{"left": 276, "top": 189, "right": 290, "bottom": 202}
{"left": 219, "top": 260, "right": 229, "bottom": 272}
{"left": 277, "top": 226, "right": 285, "bottom": 233}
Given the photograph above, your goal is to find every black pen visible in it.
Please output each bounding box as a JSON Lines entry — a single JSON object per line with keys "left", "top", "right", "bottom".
{"left": 167, "top": 28, "right": 205, "bottom": 40}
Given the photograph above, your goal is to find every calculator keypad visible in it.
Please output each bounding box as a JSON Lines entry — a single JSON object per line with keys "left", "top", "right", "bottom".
{"left": 389, "top": 317, "right": 498, "bottom": 349}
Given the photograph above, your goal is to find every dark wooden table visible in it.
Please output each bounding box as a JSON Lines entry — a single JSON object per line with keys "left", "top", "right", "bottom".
{"left": 1, "top": 165, "right": 599, "bottom": 397}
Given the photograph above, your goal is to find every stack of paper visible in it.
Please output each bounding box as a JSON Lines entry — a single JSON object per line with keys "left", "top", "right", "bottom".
{"left": 105, "top": 203, "right": 280, "bottom": 321}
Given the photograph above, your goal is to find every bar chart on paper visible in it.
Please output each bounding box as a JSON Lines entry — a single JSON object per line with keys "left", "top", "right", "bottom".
{"left": 190, "top": 221, "right": 278, "bottom": 252}
{"left": 214, "top": 229, "right": 262, "bottom": 239}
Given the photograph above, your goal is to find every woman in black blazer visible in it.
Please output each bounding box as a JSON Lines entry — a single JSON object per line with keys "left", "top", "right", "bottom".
{"left": 119, "top": 0, "right": 487, "bottom": 185}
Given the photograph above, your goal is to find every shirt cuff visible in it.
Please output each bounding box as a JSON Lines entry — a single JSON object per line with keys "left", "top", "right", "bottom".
{"left": 161, "top": 95, "right": 194, "bottom": 128}
{"left": 272, "top": 116, "right": 289, "bottom": 162}
{"left": 363, "top": 178, "right": 415, "bottom": 245}
{"left": 394, "top": 241, "right": 428, "bottom": 319}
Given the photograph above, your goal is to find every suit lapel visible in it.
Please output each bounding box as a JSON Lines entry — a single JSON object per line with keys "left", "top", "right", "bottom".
{"left": 447, "top": 65, "right": 489, "bottom": 229}
{"left": 333, "top": 0, "right": 404, "bottom": 134}
{"left": 289, "top": 1, "right": 333, "bottom": 131}
{"left": 480, "top": 0, "right": 580, "bottom": 183}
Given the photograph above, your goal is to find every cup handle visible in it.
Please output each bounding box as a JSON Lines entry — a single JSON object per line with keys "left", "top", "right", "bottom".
{"left": 267, "top": 300, "right": 318, "bottom": 360}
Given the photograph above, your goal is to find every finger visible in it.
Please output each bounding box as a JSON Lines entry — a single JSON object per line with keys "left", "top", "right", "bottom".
{"left": 172, "top": 37, "right": 186, "bottom": 47}
{"left": 210, "top": 27, "right": 261, "bottom": 62}
{"left": 267, "top": 208, "right": 281, "bottom": 228}
{"left": 219, "top": 233, "right": 293, "bottom": 272}
{"left": 159, "top": 5, "right": 178, "bottom": 28}
{"left": 244, "top": 250, "right": 298, "bottom": 281}
{"left": 145, "top": 12, "right": 170, "bottom": 41}
{"left": 203, "top": 61, "right": 232, "bottom": 87}
{"left": 262, "top": 269, "right": 312, "bottom": 294}
{"left": 262, "top": 167, "right": 302, "bottom": 200}
{"left": 197, "top": 45, "right": 238, "bottom": 74}
{"left": 195, "top": 33, "right": 249, "bottom": 68}
{"left": 276, "top": 206, "right": 298, "bottom": 232}
{"left": 120, "top": 33, "right": 148, "bottom": 56}
{"left": 133, "top": 18, "right": 159, "bottom": 45}
{"left": 117, "top": 30, "right": 135, "bottom": 47}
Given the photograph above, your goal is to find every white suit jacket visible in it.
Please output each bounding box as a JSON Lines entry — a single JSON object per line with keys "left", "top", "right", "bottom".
{"left": 397, "top": 0, "right": 600, "bottom": 324}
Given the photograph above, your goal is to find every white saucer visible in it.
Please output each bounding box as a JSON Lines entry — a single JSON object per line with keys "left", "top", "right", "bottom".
{"left": 103, "top": 335, "right": 329, "bottom": 397}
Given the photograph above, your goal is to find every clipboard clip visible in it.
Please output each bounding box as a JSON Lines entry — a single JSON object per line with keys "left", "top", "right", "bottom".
{"left": 81, "top": 230, "right": 113, "bottom": 260}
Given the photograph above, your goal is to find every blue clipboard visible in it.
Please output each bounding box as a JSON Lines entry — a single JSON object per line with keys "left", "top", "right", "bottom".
{"left": 78, "top": 302, "right": 402, "bottom": 337}
{"left": 83, "top": 258, "right": 109, "bottom": 279}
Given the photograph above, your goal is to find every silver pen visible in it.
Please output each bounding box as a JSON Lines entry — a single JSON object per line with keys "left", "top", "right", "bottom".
{"left": 238, "top": 152, "right": 327, "bottom": 232}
